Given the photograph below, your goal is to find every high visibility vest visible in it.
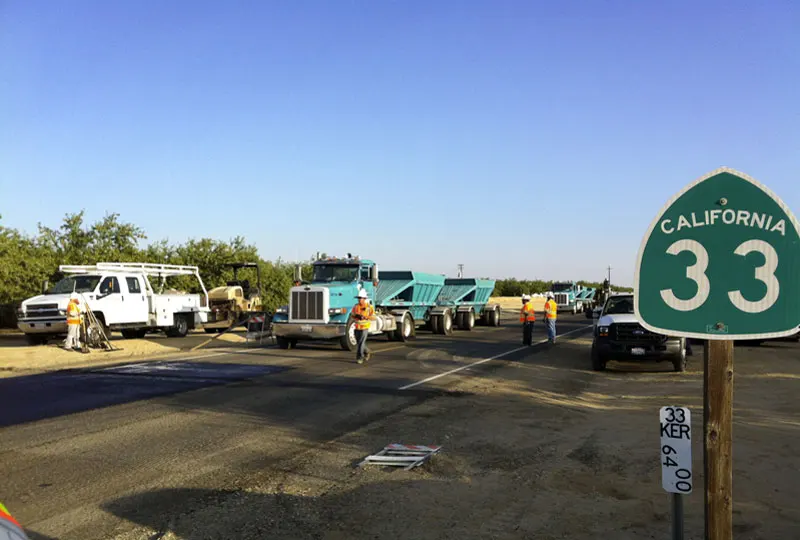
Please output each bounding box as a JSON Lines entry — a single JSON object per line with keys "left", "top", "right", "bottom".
{"left": 544, "top": 300, "right": 557, "bottom": 319}
{"left": 0, "top": 501, "right": 27, "bottom": 539}
{"left": 352, "top": 303, "right": 375, "bottom": 330}
{"left": 519, "top": 302, "right": 536, "bottom": 322}
{"left": 66, "top": 300, "right": 81, "bottom": 325}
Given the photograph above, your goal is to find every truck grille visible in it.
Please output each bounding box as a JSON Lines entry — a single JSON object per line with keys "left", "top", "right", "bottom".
{"left": 554, "top": 293, "right": 568, "bottom": 305}
{"left": 291, "top": 290, "right": 324, "bottom": 321}
{"left": 25, "top": 304, "right": 61, "bottom": 318}
{"left": 612, "top": 323, "right": 664, "bottom": 343}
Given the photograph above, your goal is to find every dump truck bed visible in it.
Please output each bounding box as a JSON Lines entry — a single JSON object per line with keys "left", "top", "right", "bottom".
{"left": 437, "top": 278, "right": 496, "bottom": 312}
{"left": 375, "top": 271, "right": 446, "bottom": 321}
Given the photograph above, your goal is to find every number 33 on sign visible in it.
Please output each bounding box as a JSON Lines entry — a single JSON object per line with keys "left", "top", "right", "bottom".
{"left": 660, "top": 406, "right": 692, "bottom": 494}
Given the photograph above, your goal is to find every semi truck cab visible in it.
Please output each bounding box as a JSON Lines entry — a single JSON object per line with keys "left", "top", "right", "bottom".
{"left": 271, "top": 257, "right": 393, "bottom": 351}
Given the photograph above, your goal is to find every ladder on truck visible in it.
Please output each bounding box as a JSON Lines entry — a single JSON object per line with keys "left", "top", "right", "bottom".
{"left": 59, "top": 262, "right": 209, "bottom": 300}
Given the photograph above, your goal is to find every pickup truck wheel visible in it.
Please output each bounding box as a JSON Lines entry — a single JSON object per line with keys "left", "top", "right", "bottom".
{"left": 166, "top": 315, "right": 189, "bottom": 338}
{"left": 25, "top": 334, "right": 48, "bottom": 346}
{"left": 591, "top": 346, "right": 607, "bottom": 371}
{"left": 672, "top": 341, "right": 687, "bottom": 372}
{"left": 393, "top": 312, "right": 413, "bottom": 342}
{"left": 341, "top": 319, "right": 357, "bottom": 351}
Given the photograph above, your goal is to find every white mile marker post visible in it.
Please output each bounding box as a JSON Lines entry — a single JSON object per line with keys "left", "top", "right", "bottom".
{"left": 660, "top": 406, "right": 692, "bottom": 540}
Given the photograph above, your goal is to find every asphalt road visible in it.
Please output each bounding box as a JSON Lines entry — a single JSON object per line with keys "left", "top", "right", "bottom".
{"left": 0, "top": 313, "right": 593, "bottom": 540}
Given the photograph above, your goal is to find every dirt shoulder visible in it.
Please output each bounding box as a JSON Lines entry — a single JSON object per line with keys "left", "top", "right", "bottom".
{"left": 0, "top": 330, "right": 254, "bottom": 378}
{"left": 106, "top": 337, "right": 800, "bottom": 539}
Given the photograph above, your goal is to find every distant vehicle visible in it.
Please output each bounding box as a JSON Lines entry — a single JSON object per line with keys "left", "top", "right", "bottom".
{"left": 591, "top": 292, "right": 689, "bottom": 372}
{"left": 547, "top": 281, "right": 595, "bottom": 315}
{"left": 270, "top": 255, "right": 499, "bottom": 350}
{"left": 17, "top": 262, "right": 209, "bottom": 345}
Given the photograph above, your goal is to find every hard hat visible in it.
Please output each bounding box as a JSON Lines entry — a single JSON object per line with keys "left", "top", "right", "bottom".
{"left": 356, "top": 289, "right": 368, "bottom": 299}
{"left": 70, "top": 292, "right": 79, "bottom": 300}
{"left": 522, "top": 294, "right": 531, "bottom": 301}
{"left": 546, "top": 292, "right": 554, "bottom": 298}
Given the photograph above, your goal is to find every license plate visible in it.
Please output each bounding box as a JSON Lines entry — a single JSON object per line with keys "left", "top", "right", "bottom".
{"left": 300, "top": 325, "right": 312, "bottom": 333}
{"left": 631, "top": 347, "right": 645, "bottom": 356}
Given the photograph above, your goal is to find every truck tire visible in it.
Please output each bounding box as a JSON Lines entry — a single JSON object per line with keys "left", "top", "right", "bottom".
{"left": 460, "top": 309, "right": 475, "bottom": 331}
{"left": 455, "top": 312, "right": 465, "bottom": 330}
{"left": 591, "top": 346, "right": 607, "bottom": 371}
{"left": 489, "top": 307, "right": 501, "bottom": 327}
{"left": 430, "top": 315, "right": 440, "bottom": 334}
{"left": 393, "top": 312, "right": 414, "bottom": 342}
{"left": 25, "top": 334, "right": 49, "bottom": 346}
{"left": 672, "top": 340, "right": 687, "bottom": 372}
{"left": 438, "top": 310, "right": 454, "bottom": 336}
{"left": 166, "top": 315, "right": 189, "bottom": 338}
{"left": 341, "top": 319, "right": 357, "bottom": 351}
{"left": 94, "top": 313, "right": 111, "bottom": 338}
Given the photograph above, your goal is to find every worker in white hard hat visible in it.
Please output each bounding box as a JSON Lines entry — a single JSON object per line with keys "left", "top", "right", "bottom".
{"left": 350, "top": 289, "right": 376, "bottom": 364}
{"left": 63, "top": 292, "right": 82, "bottom": 351}
{"left": 519, "top": 294, "right": 536, "bottom": 346}
{"left": 543, "top": 292, "right": 558, "bottom": 344}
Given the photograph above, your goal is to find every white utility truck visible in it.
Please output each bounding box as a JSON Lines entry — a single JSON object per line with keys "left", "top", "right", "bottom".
{"left": 17, "top": 262, "right": 209, "bottom": 345}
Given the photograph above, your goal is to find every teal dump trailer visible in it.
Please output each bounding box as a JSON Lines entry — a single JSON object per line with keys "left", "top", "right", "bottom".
{"left": 431, "top": 278, "right": 500, "bottom": 333}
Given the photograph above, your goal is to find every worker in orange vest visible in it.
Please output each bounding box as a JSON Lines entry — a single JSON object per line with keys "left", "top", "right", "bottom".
{"left": 63, "top": 292, "right": 82, "bottom": 351}
{"left": 351, "top": 289, "right": 376, "bottom": 364}
{"left": 519, "top": 294, "right": 536, "bottom": 346}
{"left": 0, "top": 501, "right": 30, "bottom": 539}
{"left": 543, "top": 292, "right": 558, "bottom": 344}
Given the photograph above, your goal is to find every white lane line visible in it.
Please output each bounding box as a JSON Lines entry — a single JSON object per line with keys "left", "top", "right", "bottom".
{"left": 398, "top": 324, "right": 593, "bottom": 391}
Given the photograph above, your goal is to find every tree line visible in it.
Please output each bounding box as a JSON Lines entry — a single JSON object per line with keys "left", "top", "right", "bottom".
{"left": 0, "top": 212, "right": 631, "bottom": 327}
{"left": 492, "top": 278, "right": 632, "bottom": 297}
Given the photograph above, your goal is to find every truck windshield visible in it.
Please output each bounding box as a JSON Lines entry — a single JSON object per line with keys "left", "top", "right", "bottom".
{"left": 47, "top": 275, "right": 101, "bottom": 294}
{"left": 604, "top": 296, "right": 634, "bottom": 315}
{"left": 551, "top": 283, "right": 572, "bottom": 292}
{"left": 312, "top": 265, "right": 358, "bottom": 282}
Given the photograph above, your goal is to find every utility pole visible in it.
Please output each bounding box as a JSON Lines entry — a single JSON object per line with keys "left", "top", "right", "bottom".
{"left": 457, "top": 264, "right": 464, "bottom": 278}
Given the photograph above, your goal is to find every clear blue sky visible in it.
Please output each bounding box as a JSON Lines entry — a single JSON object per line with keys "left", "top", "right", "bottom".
{"left": 1, "top": 1, "right": 798, "bottom": 286}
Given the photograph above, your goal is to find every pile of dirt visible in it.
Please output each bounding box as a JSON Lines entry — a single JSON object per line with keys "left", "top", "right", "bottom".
{"left": 0, "top": 330, "right": 253, "bottom": 377}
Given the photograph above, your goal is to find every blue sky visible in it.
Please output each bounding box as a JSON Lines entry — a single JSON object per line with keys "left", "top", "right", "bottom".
{"left": 1, "top": 1, "right": 798, "bottom": 286}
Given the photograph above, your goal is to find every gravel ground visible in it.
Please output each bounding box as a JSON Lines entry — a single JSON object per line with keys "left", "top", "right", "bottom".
{"left": 103, "top": 337, "right": 800, "bottom": 540}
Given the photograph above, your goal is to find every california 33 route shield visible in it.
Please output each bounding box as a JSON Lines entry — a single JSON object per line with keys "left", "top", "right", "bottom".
{"left": 634, "top": 167, "right": 800, "bottom": 340}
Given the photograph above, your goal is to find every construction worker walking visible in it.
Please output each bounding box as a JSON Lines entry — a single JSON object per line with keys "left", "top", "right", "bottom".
{"left": 350, "top": 289, "right": 376, "bottom": 364}
{"left": 519, "top": 294, "right": 536, "bottom": 345}
{"left": 1, "top": 501, "right": 30, "bottom": 539}
{"left": 543, "top": 292, "right": 558, "bottom": 344}
{"left": 63, "top": 292, "right": 82, "bottom": 351}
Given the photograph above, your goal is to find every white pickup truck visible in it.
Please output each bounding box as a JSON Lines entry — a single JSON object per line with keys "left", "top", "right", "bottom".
{"left": 17, "top": 262, "right": 210, "bottom": 345}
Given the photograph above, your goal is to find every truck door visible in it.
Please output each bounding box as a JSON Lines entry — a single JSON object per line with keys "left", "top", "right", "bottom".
{"left": 94, "top": 276, "right": 125, "bottom": 326}
{"left": 120, "top": 276, "right": 149, "bottom": 324}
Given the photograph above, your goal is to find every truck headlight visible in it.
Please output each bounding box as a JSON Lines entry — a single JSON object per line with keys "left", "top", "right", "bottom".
{"left": 328, "top": 308, "right": 348, "bottom": 315}
{"left": 59, "top": 309, "right": 67, "bottom": 315}
{"left": 598, "top": 326, "right": 609, "bottom": 337}
{"left": 276, "top": 306, "right": 288, "bottom": 314}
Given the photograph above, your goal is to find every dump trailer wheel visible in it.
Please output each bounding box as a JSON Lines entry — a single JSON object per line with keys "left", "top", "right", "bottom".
{"left": 490, "top": 307, "right": 501, "bottom": 327}
{"left": 439, "top": 310, "right": 454, "bottom": 336}
{"left": 430, "top": 315, "right": 441, "bottom": 334}
{"left": 393, "top": 312, "right": 414, "bottom": 342}
{"left": 463, "top": 309, "right": 476, "bottom": 331}
{"left": 455, "top": 312, "right": 465, "bottom": 330}
{"left": 341, "top": 319, "right": 358, "bottom": 351}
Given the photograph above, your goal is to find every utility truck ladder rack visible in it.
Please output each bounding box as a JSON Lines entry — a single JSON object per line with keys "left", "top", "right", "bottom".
{"left": 59, "top": 262, "right": 201, "bottom": 277}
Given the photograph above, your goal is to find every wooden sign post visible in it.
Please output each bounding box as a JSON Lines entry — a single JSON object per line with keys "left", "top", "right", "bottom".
{"left": 704, "top": 340, "right": 733, "bottom": 539}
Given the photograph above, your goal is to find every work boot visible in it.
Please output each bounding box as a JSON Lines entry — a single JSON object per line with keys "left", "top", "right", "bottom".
{"left": 356, "top": 357, "right": 364, "bottom": 364}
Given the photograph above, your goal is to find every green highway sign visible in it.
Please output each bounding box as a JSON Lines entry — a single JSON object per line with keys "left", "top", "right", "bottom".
{"left": 635, "top": 167, "right": 800, "bottom": 340}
